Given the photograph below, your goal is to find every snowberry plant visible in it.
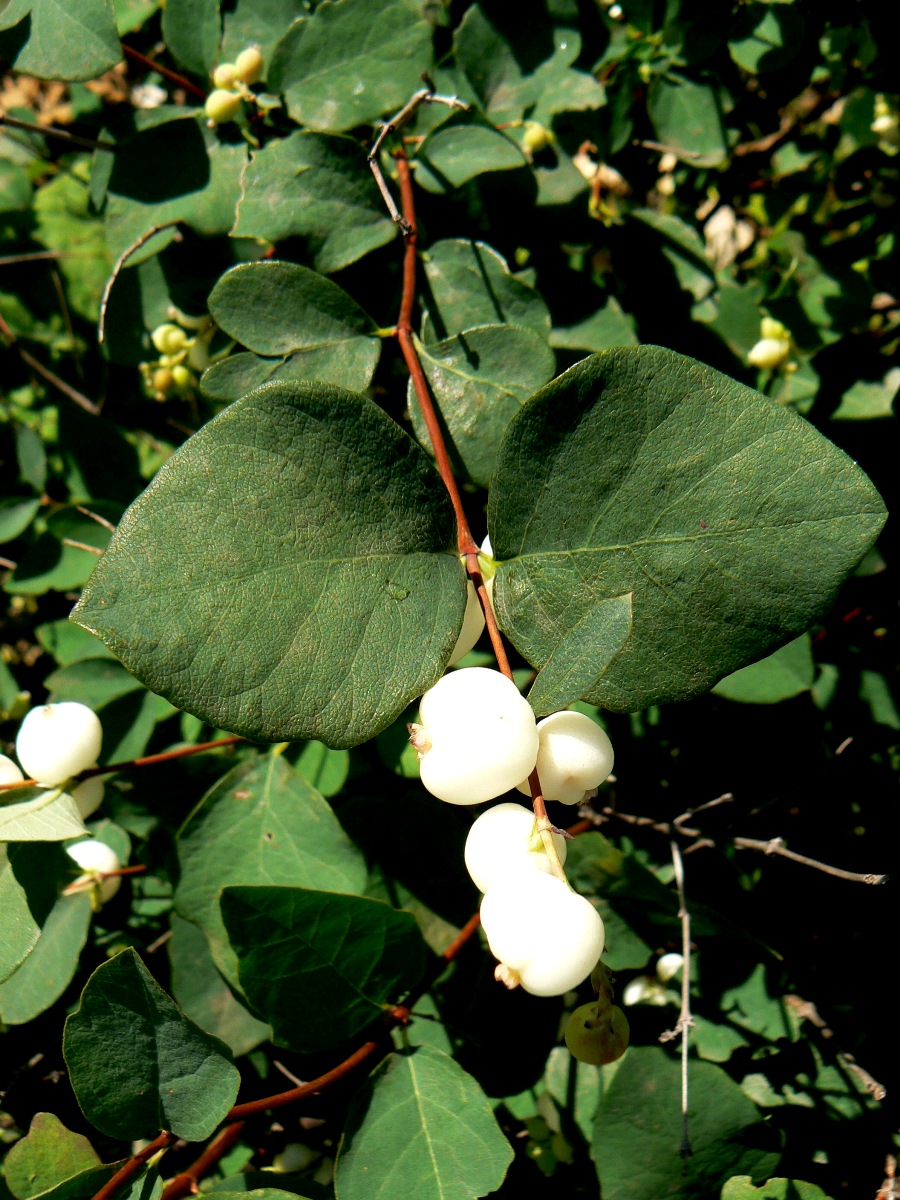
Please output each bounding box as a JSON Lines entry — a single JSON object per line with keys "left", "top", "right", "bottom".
{"left": 0, "top": 1, "right": 894, "bottom": 1198}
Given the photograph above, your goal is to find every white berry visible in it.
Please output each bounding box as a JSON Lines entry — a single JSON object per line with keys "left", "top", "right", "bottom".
{"left": 516, "top": 710, "right": 614, "bottom": 805}
{"left": 71, "top": 774, "right": 105, "bottom": 820}
{"left": 233, "top": 46, "right": 264, "bottom": 84}
{"left": 464, "top": 801, "right": 567, "bottom": 893}
{"left": 1, "top": 754, "right": 24, "bottom": 785}
{"left": 480, "top": 871, "right": 605, "bottom": 996}
{"left": 66, "top": 838, "right": 121, "bottom": 903}
{"left": 16, "top": 702, "right": 103, "bottom": 786}
{"left": 447, "top": 580, "right": 485, "bottom": 666}
{"left": 411, "top": 668, "right": 538, "bottom": 805}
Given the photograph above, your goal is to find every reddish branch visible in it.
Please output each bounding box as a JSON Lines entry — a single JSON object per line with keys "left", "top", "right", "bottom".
{"left": 120, "top": 44, "right": 208, "bottom": 100}
{"left": 90, "top": 1132, "right": 177, "bottom": 1200}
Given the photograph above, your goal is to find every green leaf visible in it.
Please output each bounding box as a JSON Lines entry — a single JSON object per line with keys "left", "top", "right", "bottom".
{"left": 45, "top": 658, "right": 145, "bottom": 709}
{"left": 409, "top": 324, "right": 555, "bottom": 487}
{"left": 0, "top": 844, "right": 60, "bottom": 983}
{"left": 220, "top": 886, "right": 428, "bottom": 1053}
{"left": 0, "top": 0, "right": 121, "bottom": 81}
{"left": 0, "top": 497, "right": 41, "bottom": 544}
{"left": 2, "top": 1114, "right": 100, "bottom": 1200}
{"left": 162, "top": 0, "right": 220, "bottom": 80}
{"left": 290, "top": 740, "right": 349, "bottom": 797}
{"left": 413, "top": 121, "right": 528, "bottom": 195}
{"left": 859, "top": 669, "right": 900, "bottom": 729}
{"left": 175, "top": 752, "right": 366, "bottom": 985}
{"left": 36, "top": 621, "right": 116, "bottom": 667}
{"left": 33, "top": 160, "right": 111, "bottom": 321}
{"left": 831, "top": 368, "right": 899, "bottom": 420}
{"left": 721, "top": 1179, "right": 832, "bottom": 1200}
{"left": 168, "top": 913, "right": 270, "bottom": 1057}
{"left": 268, "top": 0, "right": 433, "bottom": 132}
{"left": 335, "top": 1046, "right": 514, "bottom": 1200}
{"left": 232, "top": 132, "right": 396, "bottom": 273}
{"left": 713, "top": 635, "right": 814, "bottom": 704}
{"left": 203, "top": 261, "right": 381, "bottom": 400}
{"left": 4, "top": 536, "right": 101, "bottom": 597}
{"left": 550, "top": 297, "right": 638, "bottom": 353}
{"left": 16, "top": 424, "right": 46, "bottom": 492}
{"left": 63, "top": 947, "right": 240, "bottom": 1141}
{"left": 0, "top": 788, "right": 88, "bottom": 843}
{"left": 73, "top": 382, "right": 466, "bottom": 747}
{"left": 591, "top": 1047, "right": 779, "bottom": 1198}
{"left": 421, "top": 238, "right": 551, "bottom": 341}
{"left": 220, "top": 0, "right": 306, "bottom": 62}
{"left": 527, "top": 593, "right": 633, "bottom": 715}
{"left": 728, "top": 5, "right": 804, "bottom": 74}
{"left": 488, "top": 347, "right": 886, "bottom": 713}
{"left": 0, "top": 159, "right": 32, "bottom": 212}
{"left": 0, "top": 893, "right": 92, "bottom": 1025}
{"left": 647, "top": 76, "right": 727, "bottom": 168}
{"left": 104, "top": 114, "right": 247, "bottom": 262}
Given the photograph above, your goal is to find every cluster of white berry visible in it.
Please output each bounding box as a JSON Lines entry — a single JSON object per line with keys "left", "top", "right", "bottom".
{"left": 204, "top": 47, "right": 264, "bottom": 126}
{"left": 140, "top": 312, "right": 216, "bottom": 402}
{"left": 1, "top": 702, "right": 122, "bottom": 902}
{"left": 410, "top": 660, "right": 616, "bottom": 998}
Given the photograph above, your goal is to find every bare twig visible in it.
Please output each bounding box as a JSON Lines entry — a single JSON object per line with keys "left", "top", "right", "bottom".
{"left": 659, "top": 839, "right": 694, "bottom": 1159}
{"left": 731, "top": 836, "right": 887, "bottom": 885}
{"left": 76, "top": 505, "right": 118, "bottom": 533}
{"left": 635, "top": 139, "right": 701, "bottom": 160}
{"left": 160, "top": 1123, "right": 246, "bottom": 1200}
{"left": 16, "top": 346, "right": 101, "bottom": 415}
{"left": 0, "top": 251, "right": 62, "bottom": 266}
{"left": 89, "top": 1131, "right": 176, "bottom": 1200}
{"left": 61, "top": 538, "right": 104, "bottom": 555}
{"left": 98, "top": 222, "right": 183, "bottom": 344}
{"left": 0, "top": 112, "right": 117, "bottom": 153}
{"left": 367, "top": 83, "right": 469, "bottom": 231}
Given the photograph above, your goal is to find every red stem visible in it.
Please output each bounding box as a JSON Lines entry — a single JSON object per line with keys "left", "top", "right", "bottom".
{"left": 160, "top": 1123, "right": 246, "bottom": 1200}
{"left": 90, "top": 1133, "right": 176, "bottom": 1200}
{"left": 121, "top": 44, "right": 208, "bottom": 100}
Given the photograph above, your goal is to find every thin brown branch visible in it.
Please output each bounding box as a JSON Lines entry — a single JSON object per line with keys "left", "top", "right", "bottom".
{"left": 76, "top": 505, "right": 118, "bottom": 533}
{"left": 659, "top": 839, "right": 693, "bottom": 1159}
{"left": 120, "top": 43, "right": 208, "bottom": 100}
{"left": 98, "top": 223, "right": 183, "bottom": 345}
{"left": 161, "top": 1122, "right": 246, "bottom": 1200}
{"left": 0, "top": 311, "right": 101, "bottom": 414}
{"left": 0, "top": 112, "right": 117, "bottom": 153}
{"left": 0, "top": 250, "right": 63, "bottom": 266}
{"left": 82, "top": 736, "right": 247, "bottom": 778}
{"left": 90, "top": 1131, "right": 176, "bottom": 1200}
{"left": 61, "top": 538, "right": 104, "bottom": 555}
{"left": 731, "top": 836, "right": 887, "bottom": 885}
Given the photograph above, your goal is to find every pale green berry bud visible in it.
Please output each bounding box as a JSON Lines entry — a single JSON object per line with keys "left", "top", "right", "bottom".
{"left": 212, "top": 62, "right": 238, "bottom": 89}
{"left": 150, "top": 323, "right": 188, "bottom": 355}
{"left": 234, "top": 46, "right": 264, "bottom": 85}
{"left": 205, "top": 88, "right": 242, "bottom": 125}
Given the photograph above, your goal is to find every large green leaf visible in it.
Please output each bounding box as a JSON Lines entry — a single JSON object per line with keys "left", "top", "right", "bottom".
{"left": 0, "top": 787, "right": 88, "bottom": 842}
{"left": 0, "top": 843, "right": 60, "bottom": 982}
{"left": 335, "top": 1046, "right": 514, "bottom": 1200}
{"left": 232, "top": 133, "right": 396, "bottom": 273}
{"left": 0, "top": 0, "right": 121, "bottom": 80}
{"left": 421, "top": 238, "right": 551, "bottom": 342}
{"left": 63, "top": 948, "right": 240, "bottom": 1141}
{"left": 168, "top": 913, "right": 270, "bottom": 1057}
{"left": 413, "top": 121, "right": 528, "bottom": 195}
{"left": 174, "top": 752, "right": 366, "bottom": 983}
{"left": 162, "top": 0, "right": 220, "bottom": 79}
{"left": 72, "top": 382, "right": 466, "bottom": 746}
{"left": 647, "top": 76, "right": 727, "bottom": 167}
{"left": 0, "top": 893, "right": 92, "bottom": 1025}
{"left": 3, "top": 1114, "right": 100, "bottom": 1200}
{"left": 202, "top": 261, "right": 381, "bottom": 402}
{"left": 409, "top": 324, "right": 555, "bottom": 487}
{"left": 268, "top": 0, "right": 433, "bottom": 132}
{"left": 721, "top": 1179, "right": 832, "bottom": 1200}
{"left": 220, "top": 886, "right": 428, "bottom": 1053}
{"left": 526, "top": 593, "right": 633, "bottom": 716}
{"left": 591, "top": 1047, "right": 779, "bottom": 1198}
{"left": 220, "top": 0, "right": 306, "bottom": 62}
{"left": 103, "top": 114, "right": 247, "bottom": 261}
{"left": 488, "top": 347, "right": 886, "bottom": 713}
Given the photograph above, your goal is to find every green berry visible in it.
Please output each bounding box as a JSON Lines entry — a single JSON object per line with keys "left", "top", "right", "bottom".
{"left": 205, "top": 88, "right": 242, "bottom": 125}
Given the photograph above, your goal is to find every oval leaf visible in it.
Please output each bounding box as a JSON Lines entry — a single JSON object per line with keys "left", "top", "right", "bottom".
{"left": 335, "top": 1046, "right": 513, "bottom": 1200}
{"left": 488, "top": 347, "right": 886, "bottom": 713}
{"left": 220, "top": 886, "right": 428, "bottom": 1053}
{"left": 63, "top": 948, "right": 240, "bottom": 1141}
{"left": 72, "top": 382, "right": 466, "bottom": 746}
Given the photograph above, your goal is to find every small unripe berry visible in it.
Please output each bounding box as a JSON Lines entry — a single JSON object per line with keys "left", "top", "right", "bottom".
{"left": 464, "top": 801, "right": 567, "bottom": 893}
{"left": 480, "top": 871, "right": 605, "bottom": 996}
{"left": 152, "top": 367, "right": 175, "bottom": 395}
{"left": 1, "top": 754, "right": 24, "bottom": 786}
{"left": 411, "top": 668, "right": 539, "bottom": 805}
{"left": 516, "top": 710, "right": 614, "bottom": 805}
{"left": 234, "top": 46, "right": 264, "bottom": 85}
{"left": 522, "top": 121, "right": 551, "bottom": 156}
{"left": 565, "top": 1001, "right": 629, "bottom": 1065}
{"left": 747, "top": 337, "right": 791, "bottom": 370}
{"left": 205, "top": 88, "right": 242, "bottom": 125}
{"left": 212, "top": 62, "right": 238, "bottom": 89}
{"left": 65, "top": 838, "right": 121, "bottom": 903}
{"left": 16, "top": 702, "right": 103, "bottom": 786}
{"left": 150, "top": 323, "right": 188, "bottom": 355}
{"left": 171, "top": 364, "right": 192, "bottom": 390}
